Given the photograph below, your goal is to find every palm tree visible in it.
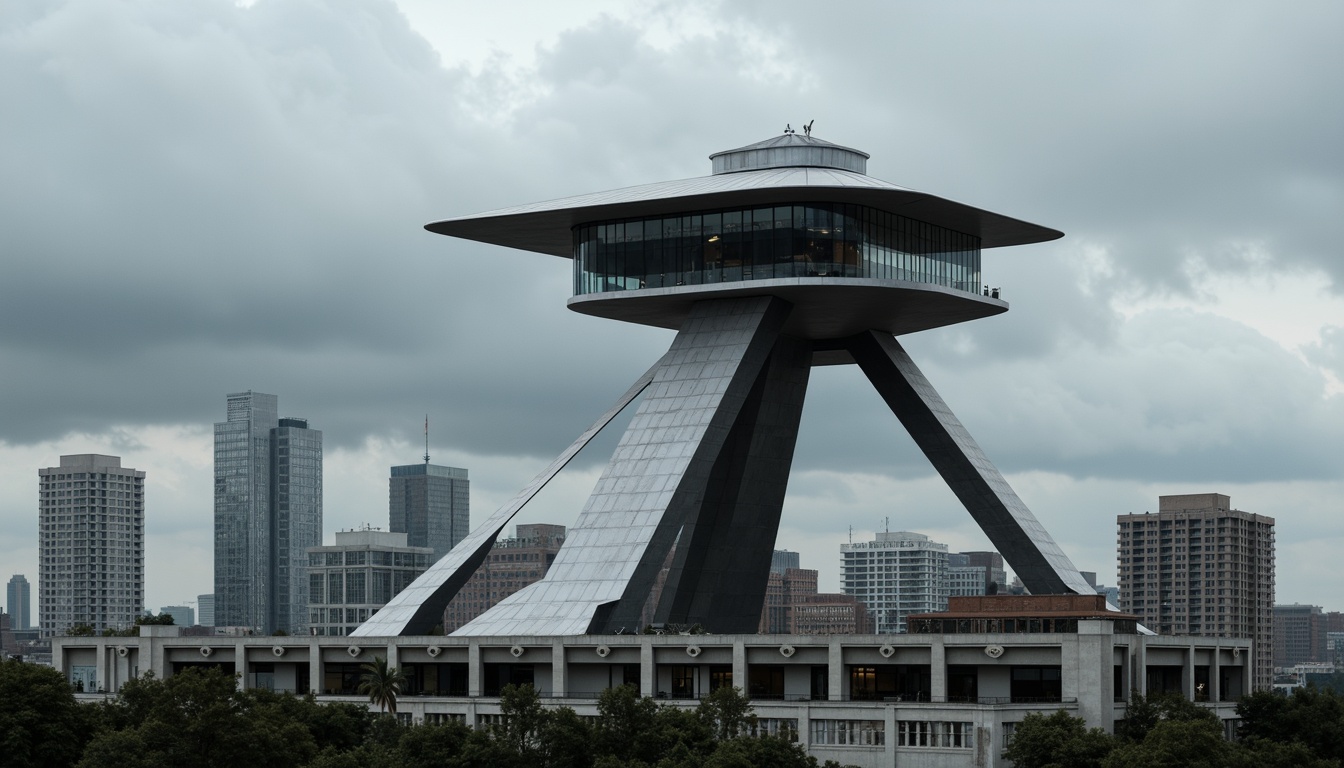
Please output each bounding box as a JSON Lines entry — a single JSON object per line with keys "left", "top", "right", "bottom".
{"left": 357, "top": 655, "right": 408, "bottom": 715}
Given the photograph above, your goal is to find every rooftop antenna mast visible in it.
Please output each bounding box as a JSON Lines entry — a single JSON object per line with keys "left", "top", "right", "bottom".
{"left": 424, "top": 414, "right": 430, "bottom": 465}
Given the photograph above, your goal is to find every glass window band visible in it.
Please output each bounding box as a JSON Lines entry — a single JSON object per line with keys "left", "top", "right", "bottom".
{"left": 572, "top": 202, "right": 981, "bottom": 297}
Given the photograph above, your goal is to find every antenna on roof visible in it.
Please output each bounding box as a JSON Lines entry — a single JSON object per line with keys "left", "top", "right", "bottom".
{"left": 804, "top": 120, "right": 814, "bottom": 137}
{"left": 784, "top": 123, "right": 794, "bottom": 135}
{"left": 424, "top": 414, "right": 430, "bottom": 465}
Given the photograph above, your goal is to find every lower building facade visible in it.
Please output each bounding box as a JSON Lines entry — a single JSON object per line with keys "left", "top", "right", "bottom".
{"left": 55, "top": 618, "right": 1249, "bottom": 767}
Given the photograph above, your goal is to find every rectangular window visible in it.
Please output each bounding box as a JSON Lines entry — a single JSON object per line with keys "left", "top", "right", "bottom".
{"left": 896, "top": 721, "right": 972, "bottom": 748}
{"left": 809, "top": 719, "right": 884, "bottom": 747}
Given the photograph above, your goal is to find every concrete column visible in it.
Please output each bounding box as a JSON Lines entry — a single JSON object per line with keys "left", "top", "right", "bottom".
{"left": 1073, "top": 624, "right": 1111, "bottom": 731}
{"left": 828, "top": 639, "right": 843, "bottom": 701}
{"left": 884, "top": 702, "right": 898, "bottom": 765}
{"left": 732, "top": 640, "right": 746, "bottom": 692}
{"left": 1210, "top": 643, "right": 1221, "bottom": 702}
{"left": 468, "top": 641, "right": 481, "bottom": 697}
{"left": 308, "top": 637, "right": 322, "bottom": 694}
{"left": 1185, "top": 642, "right": 1196, "bottom": 700}
{"left": 930, "top": 637, "right": 946, "bottom": 700}
{"left": 640, "top": 641, "right": 654, "bottom": 697}
{"left": 1134, "top": 641, "right": 1147, "bottom": 696}
{"left": 236, "top": 641, "right": 249, "bottom": 690}
{"left": 386, "top": 641, "right": 399, "bottom": 669}
{"left": 552, "top": 641, "right": 567, "bottom": 697}
{"left": 1242, "top": 650, "right": 1251, "bottom": 698}
{"left": 95, "top": 644, "right": 108, "bottom": 692}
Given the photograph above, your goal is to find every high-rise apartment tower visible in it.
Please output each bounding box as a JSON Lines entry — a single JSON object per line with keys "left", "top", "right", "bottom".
{"left": 842, "top": 531, "right": 949, "bottom": 634}
{"left": 38, "top": 455, "right": 144, "bottom": 636}
{"left": 6, "top": 575, "right": 30, "bottom": 630}
{"left": 1117, "top": 493, "right": 1274, "bottom": 690}
{"left": 213, "top": 391, "right": 323, "bottom": 634}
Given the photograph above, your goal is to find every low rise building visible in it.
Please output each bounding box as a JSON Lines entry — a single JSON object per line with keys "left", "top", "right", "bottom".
{"left": 307, "top": 529, "right": 432, "bottom": 636}
{"left": 54, "top": 595, "right": 1250, "bottom": 768}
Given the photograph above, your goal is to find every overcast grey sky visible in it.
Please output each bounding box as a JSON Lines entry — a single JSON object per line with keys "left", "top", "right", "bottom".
{"left": 2, "top": 0, "right": 1341, "bottom": 616}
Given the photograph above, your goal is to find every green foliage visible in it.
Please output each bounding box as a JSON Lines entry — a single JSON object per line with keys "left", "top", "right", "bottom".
{"left": 135, "top": 613, "right": 175, "bottom": 626}
{"left": 1003, "top": 709, "right": 1115, "bottom": 768}
{"left": 0, "top": 658, "right": 94, "bottom": 768}
{"left": 697, "top": 686, "right": 755, "bottom": 742}
{"left": 1103, "top": 718, "right": 1232, "bottom": 768}
{"left": 1114, "top": 690, "right": 1220, "bottom": 743}
{"left": 66, "top": 624, "right": 96, "bottom": 637}
{"left": 357, "top": 656, "right": 407, "bottom": 715}
{"left": 77, "top": 667, "right": 322, "bottom": 768}
{"left": 1237, "top": 686, "right": 1344, "bottom": 764}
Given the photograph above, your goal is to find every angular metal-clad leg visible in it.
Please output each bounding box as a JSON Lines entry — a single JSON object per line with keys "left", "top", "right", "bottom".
{"left": 847, "top": 330, "right": 1095, "bottom": 597}
{"left": 453, "top": 296, "right": 793, "bottom": 636}
{"left": 653, "top": 333, "right": 812, "bottom": 633}
{"left": 350, "top": 352, "right": 666, "bottom": 637}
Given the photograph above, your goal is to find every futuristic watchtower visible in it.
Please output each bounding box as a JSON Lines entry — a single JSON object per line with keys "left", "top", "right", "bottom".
{"left": 353, "top": 132, "right": 1095, "bottom": 638}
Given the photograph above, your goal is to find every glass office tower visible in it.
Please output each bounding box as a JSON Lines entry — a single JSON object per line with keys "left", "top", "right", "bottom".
{"left": 214, "top": 391, "right": 322, "bottom": 634}
{"left": 390, "top": 464, "right": 469, "bottom": 561}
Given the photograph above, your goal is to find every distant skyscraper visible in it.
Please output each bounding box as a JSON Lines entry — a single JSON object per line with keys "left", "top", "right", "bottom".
{"left": 38, "top": 455, "right": 144, "bottom": 636}
{"left": 159, "top": 605, "right": 195, "bottom": 627}
{"left": 213, "top": 391, "right": 322, "bottom": 634}
{"left": 841, "top": 531, "right": 949, "bottom": 634}
{"left": 7, "top": 575, "right": 31, "bottom": 630}
{"left": 1117, "top": 493, "right": 1275, "bottom": 690}
{"left": 197, "top": 594, "right": 215, "bottom": 627}
{"left": 389, "top": 463, "right": 469, "bottom": 561}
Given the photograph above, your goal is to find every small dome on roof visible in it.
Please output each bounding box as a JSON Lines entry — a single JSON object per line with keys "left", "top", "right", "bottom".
{"left": 710, "top": 132, "right": 870, "bottom": 175}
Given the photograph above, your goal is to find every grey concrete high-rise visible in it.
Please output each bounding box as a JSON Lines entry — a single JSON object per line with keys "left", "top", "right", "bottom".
{"left": 38, "top": 455, "right": 144, "bottom": 636}
{"left": 1117, "top": 493, "right": 1275, "bottom": 690}
{"left": 213, "top": 391, "right": 322, "bottom": 634}
{"left": 7, "top": 574, "right": 31, "bottom": 630}
{"left": 355, "top": 131, "right": 1098, "bottom": 638}
{"left": 390, "top": 464, "right": 469, "bottom": 561}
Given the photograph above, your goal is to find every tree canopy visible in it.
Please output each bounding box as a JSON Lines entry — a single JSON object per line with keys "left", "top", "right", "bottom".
{"left": 3, "top": 666, "right": 844, "bottom": 768}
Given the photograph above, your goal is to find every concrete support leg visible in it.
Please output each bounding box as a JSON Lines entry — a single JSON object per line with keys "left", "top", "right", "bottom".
{"left": 847, "top": 331, "right": 1094, "bottom": 596}
{"left": 655, "top": 334, "right": 812, "bottom": 632}
{"left": 455, "top": 296, "right": 793, "bottom": 636}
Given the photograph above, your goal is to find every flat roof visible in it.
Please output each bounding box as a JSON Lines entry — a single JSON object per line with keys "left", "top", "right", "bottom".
{"left": 426, "top": 165, "right": 1063, "bottom": 256}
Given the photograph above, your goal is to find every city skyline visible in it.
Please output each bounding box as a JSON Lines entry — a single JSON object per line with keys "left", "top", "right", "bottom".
{"left": 1, "top": 2, "right": 1342, "bottom": 614}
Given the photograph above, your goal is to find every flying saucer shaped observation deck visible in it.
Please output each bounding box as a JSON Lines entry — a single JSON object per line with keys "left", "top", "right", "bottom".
{"left": 427, "top": 133, "right": 1062, "bottom": 344}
